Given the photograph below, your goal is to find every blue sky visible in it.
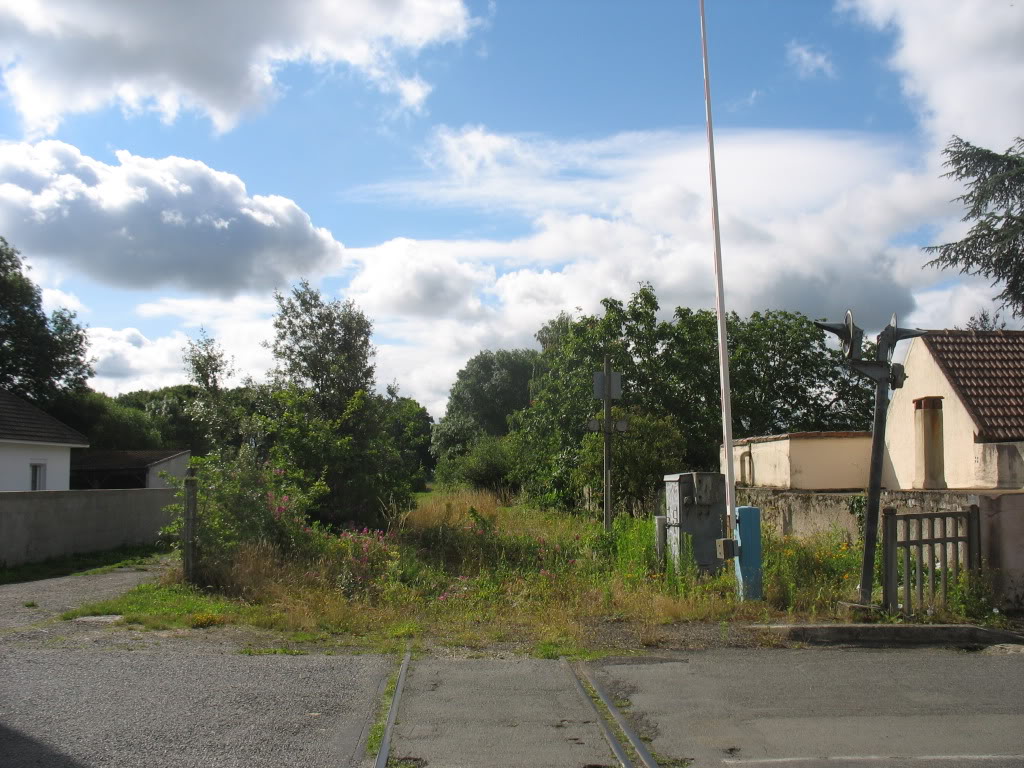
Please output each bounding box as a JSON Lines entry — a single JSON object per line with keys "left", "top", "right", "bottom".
{"left": 0, "top": 1, "right": 1021, "bottom": 415}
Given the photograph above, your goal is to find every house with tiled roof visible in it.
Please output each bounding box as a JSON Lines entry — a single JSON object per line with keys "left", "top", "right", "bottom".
{"left": 883, "top": 330, "right": 1024, "bottom": 490}
{"left": 0, "top": 390, "right": 89, "bottom": 491}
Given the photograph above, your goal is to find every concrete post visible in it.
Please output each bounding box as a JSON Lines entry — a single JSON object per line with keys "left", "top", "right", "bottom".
{"left": 183, "top": 466, "right": 197, "bottom": 585}
{"left": 654, "top": 515, "right": 667, "bottom": 569}
{"left": 913, "top": 396, "right": 946, "bottom": 489}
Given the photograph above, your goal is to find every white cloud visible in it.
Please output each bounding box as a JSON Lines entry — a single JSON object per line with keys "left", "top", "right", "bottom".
{"left": 786, "top": 41, "right": 836, "bottom": 79}
{"left": 841, "top": 0, "right": 1024, "bottom": 149}
{"left": 88, "top": 326, "right": 191, "bottom": 395}
{"left": 0, "top": 141, "right": 344, "bottom": 295}
{"left": 0, "top": 0, "right": 476, "bottom": 135}
{"left": 40, "top": 287, "right": 87, "bottom": 314}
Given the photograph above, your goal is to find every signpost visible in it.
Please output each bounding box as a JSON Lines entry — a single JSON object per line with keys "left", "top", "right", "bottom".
{"left": 591, "top": 356, "right": 625, "bottom": 532}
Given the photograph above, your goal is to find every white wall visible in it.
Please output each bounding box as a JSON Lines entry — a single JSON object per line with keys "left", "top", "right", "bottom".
{"left": 725, "top": 434, "right": 871, "bottom": 490}
{"left": 0, "top": 442, "right": 72, "bottom": 491}
{"left": 146, "top": 451, "right": 190, "bottom": 489}
{"left": 884, "top": 338, "right": 984, "bottom": 490}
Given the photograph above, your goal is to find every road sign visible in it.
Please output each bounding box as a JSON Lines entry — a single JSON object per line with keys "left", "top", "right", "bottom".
{"left": 593, "top": 372, "right": 622, "bottom": 400}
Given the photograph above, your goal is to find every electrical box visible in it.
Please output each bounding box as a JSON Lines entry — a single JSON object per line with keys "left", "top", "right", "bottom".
{"left": 664, "top": 472, "right": 727, "bottom": 573}
{"left": 716, "top": 538, "right": 736, "bottom": 560}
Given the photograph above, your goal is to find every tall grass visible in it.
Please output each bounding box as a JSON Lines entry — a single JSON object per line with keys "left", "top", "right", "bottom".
{"left": 92, "top": 488, "right": 993, "bottom": 653}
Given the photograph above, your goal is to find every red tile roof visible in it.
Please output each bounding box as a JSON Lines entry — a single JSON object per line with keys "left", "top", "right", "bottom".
{"left": 0, "top": 390, "right": 89, "bottom": 446}
{"left": 923, "top": 330, "right": 1024, "bottom": 442}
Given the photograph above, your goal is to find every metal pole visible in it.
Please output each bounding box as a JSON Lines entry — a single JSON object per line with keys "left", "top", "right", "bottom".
{"left": 859, "top": 366, "right": 888, "bottom": 605}
{"left": 699, "top": 0, "right": 737, "bottom": 538}
{"left": 603, "top": 353, "right": 613, "bottom": 533}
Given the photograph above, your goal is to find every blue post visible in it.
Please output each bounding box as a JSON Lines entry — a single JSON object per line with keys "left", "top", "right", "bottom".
{"left": 736, "top": 506, "right": 763, "bottom": 601}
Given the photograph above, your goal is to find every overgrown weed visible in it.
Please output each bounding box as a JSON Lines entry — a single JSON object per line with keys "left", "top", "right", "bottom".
{"left": 72, "top": 489, "right": 996, "bottom": 651}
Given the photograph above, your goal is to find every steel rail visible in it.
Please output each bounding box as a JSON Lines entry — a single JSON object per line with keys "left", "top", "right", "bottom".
{"left": 374, "top": 644, "right": 412, "bottom": 768}
{"left": 562, "top": 657, "right": 635, "bottom": 768}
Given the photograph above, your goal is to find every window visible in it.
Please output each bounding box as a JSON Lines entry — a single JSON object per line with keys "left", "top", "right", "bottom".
{"left": 30, "top": 463, "right": 46, "bottom": 491}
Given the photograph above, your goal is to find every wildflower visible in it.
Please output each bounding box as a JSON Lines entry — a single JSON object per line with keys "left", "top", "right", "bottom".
{"left": 281, "top": 495, "right": 290, "bottom": 504}
{"left": 554, "top": 544, "right": 561, "bottom": 552}
{"left": 574, "top": 534, "right": 581, "bottom": 541}
{"left": 437, "top": 593, "right": 447, "bottom": 601}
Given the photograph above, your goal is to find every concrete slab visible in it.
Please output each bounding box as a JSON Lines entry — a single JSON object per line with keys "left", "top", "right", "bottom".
{"left": 390, "top": 657, "right": 615, "bottom": 768}
{"left": 591, "top": 649, "right": 1024, "bottom": 767}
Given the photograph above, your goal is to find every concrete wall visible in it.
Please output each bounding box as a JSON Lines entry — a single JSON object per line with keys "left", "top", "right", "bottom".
{"left": 737, "top": 485, "right": 1024, "bottom": 608}
{"left": 725, "top": 434, "right": 871, "bottom": 490}
{"left": 884, "top": 338, "right": 980, "bottom": 490}
{"left": 146, "top": 451, "right": 190, "bottom": 489}
{"left": 0, "top": 442, "right": 73, "bottom": 491}
{"left": 0, "top": 488, "right": 175, "bottom": 567}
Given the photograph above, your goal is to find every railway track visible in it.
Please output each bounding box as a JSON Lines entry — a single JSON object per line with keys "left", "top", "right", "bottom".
{"left": 372, "top": 648, "right": 661, "bottom": 768}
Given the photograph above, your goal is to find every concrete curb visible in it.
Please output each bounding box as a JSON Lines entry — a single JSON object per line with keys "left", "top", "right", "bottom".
{"left": 750, "top": 623, "right": 1024, "bottom": 647}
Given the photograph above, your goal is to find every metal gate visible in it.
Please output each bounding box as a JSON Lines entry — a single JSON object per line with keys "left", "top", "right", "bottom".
{"left": 882, "top": 506, "right": 981, "bottom": 615}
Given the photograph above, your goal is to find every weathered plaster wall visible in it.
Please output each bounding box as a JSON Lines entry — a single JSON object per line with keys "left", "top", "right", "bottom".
{"left": 0, "top": 488, "right": 175, "bottom": 566}
{"left": 884, "top": 338, "right": 980, "bottom": 490}
{"left": 725, "top": 434, "right": 870, "bottom": 491}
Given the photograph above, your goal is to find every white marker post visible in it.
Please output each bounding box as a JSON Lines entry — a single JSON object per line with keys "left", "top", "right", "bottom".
{"left": 698, "top": 0, "right": 741, "bottom": 593}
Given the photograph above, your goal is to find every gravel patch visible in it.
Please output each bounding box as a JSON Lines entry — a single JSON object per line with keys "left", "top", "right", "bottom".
{"left": 0, "top": 568, "right": 158, "bottom": 631}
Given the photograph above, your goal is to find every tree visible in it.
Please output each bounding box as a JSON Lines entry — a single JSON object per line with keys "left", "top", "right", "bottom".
{"left": 431, "top": 348, "right": 539, "bottom": 463}
{"left": 508, "top": 285, "right": 873, "bottom": 510}
{"left": 926, "top": 135, "right": 1024, "bottom": 315}
{"left": 0, "top": 237, "right": 92, "bottom": 403}
{"left": 116, "top": 385, "right": 211, "bottom": 453}
{"left": 270, "top": 280, "right": 374, "bottom": 410}
{"left": 956, "top": 308, "right": 1007, "bottom": 331}
{"left": 49, "top": 390, "right": 163, "bottom": 449}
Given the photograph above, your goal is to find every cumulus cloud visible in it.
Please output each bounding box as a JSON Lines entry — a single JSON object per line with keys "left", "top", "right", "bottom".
{"left": 786, "top": 41, "right": 836, "bottom": 79}
{"left": 88, "top": 326, "right": 192, "bottom": 395}
{"left": 0, "top": 0, "right": 476, "bottom": 135}
{"left": 841, "top": 0, "right": 1024, "bottom": 149}
{"left": 0, "top": 141, "right": 344, "bottom": 295}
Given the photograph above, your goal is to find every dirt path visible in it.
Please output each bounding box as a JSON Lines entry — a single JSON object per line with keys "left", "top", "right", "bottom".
{"left": 0, "top": 567, "right": 158, "bottom": 631}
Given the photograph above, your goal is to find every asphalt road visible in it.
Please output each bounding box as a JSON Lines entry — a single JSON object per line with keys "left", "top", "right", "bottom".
{"left": 0, "top": 644, "right": 389, "bottom": 768}
{"left": 591, "top": 648, "right": 1024, "bottom": 768}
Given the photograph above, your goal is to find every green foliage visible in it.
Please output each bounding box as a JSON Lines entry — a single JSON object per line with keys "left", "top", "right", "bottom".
{"left": 116, "top": 385, "right": 209, "bottom": 453}
{"left": 431, "top": 348, "right": 539, "bottom": 461}
{"left": 0, "top": 236, "right": 92, "bottom": 404}
{"left": 48, "top": 389, "right": 163, "bottom": 449}
{"left": 509, "top": 284, "right": 872, "bottom": 510}
{"left": 179, "top": 283, "right": 426, "bottom": 526}
{"left": 435, "top": 435, "right": 515, "bottom": 493}
{"left": 578, "top": 407, "right": 685, "bottom": 515}
{"left": 270, "top": 279, "right": 374, "bottom": 409}
{"left": 926, "top": 135, "right": 1024, "bottom": 316}
{"left": 762, "top": 529, "right": 861, "bottom": 613}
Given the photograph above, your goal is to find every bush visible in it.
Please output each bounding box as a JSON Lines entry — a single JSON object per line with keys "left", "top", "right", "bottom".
{"left": 435, "top": 436, "right": 515, "bottom": 494}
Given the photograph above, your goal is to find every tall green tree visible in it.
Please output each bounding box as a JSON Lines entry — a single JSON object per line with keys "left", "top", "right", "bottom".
{"left": 431, "top": 348, "right": 540, "bottom": 463}
{"left": 270, "top": 280, "right": 374, "bottom": 410}
{"left": 0, "top": 237, "right": 92, "bottom": 403}
{"left": 116, "top": 385, "right": 210, "bottom": 453}
{"left": 49, "top": 390, "right": 163, "bottom": 449}
{"left": 926, "top": 135, "right": 1024, "bottom": 315}
{"left": 509, "top": 285, "right": 873, "bottom": 510}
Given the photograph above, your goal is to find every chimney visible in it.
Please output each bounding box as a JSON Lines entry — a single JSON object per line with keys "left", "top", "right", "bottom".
{"left": 913, "top": 396, "right": 946, "bottom": 489}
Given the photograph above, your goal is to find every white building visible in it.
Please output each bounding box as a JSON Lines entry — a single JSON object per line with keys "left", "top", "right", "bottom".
{"left": 0, "top": 390, "right": 89, "bottom": 491}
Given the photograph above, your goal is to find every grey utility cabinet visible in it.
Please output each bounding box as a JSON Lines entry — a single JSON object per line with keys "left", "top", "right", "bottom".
{"left": 664, "top": 472, "right": 727, "bottom": 573}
